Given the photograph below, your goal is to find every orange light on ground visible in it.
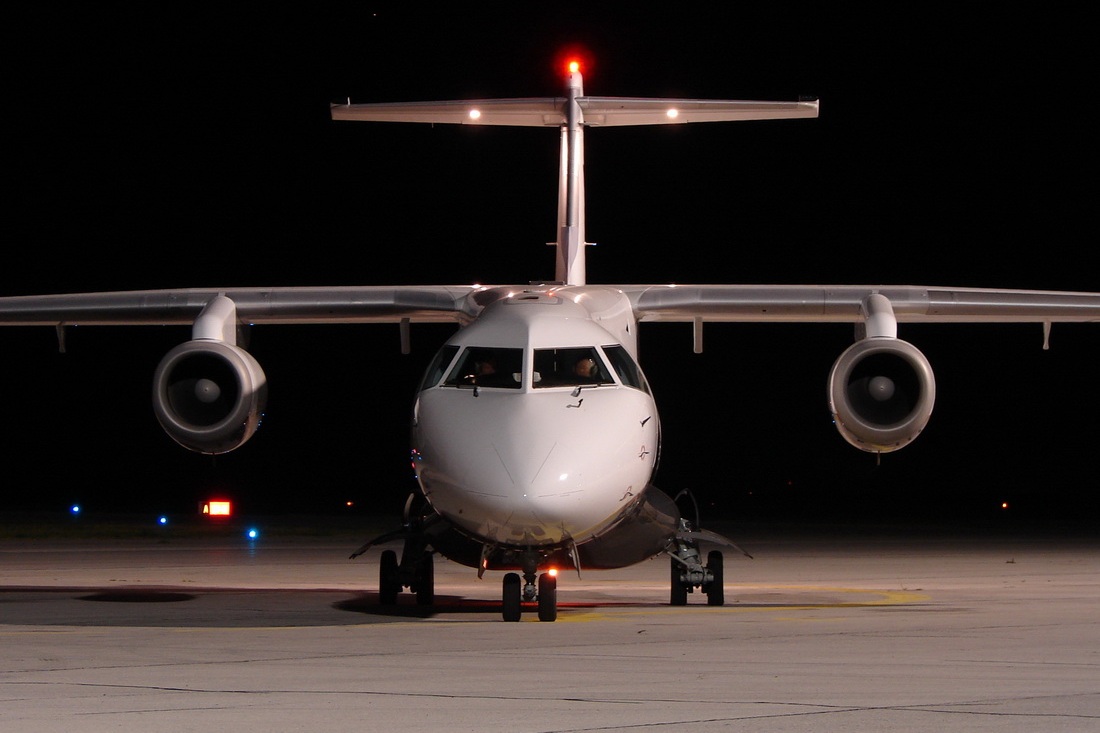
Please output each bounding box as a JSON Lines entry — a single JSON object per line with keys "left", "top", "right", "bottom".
{"left": 202, "top": 500, "right": 233, "bottom": 517}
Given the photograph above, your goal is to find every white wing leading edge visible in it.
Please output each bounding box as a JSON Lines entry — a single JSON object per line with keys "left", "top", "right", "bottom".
{"left": 1, "top": 283, "right": 1097, "bottom": 329}
{"left": 0, "top": 286, "right": 483, "bottom": 328}
{"left": 624, "top": 284, "right": 1100, "bottom": 325}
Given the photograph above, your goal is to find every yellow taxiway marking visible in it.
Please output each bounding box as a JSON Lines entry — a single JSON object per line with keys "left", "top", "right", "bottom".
{"left": 550, "top": 586, "right": 930, "bottom": 623}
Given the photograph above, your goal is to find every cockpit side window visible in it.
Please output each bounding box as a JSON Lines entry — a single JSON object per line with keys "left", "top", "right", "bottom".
{"left": 602, "top": 344, "right": 650, "bottom": 393}
{"left": 532, "top": 347, "right": 613, "bottom": 388}
{"left": 417, "top": 344, "right": 459, "bottom": 393}
{"left": 443, "top": 346, "right": 523, "bottom": 389}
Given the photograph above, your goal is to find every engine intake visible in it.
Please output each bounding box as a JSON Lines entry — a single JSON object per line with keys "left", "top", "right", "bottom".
{"left": 827, "top": 337, "right": 935, "bottom": 453}
{"left": 152, "top": 340, "right": 267, "bottom": 454}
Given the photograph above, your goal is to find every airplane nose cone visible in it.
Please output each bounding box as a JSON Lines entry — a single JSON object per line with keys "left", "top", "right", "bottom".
{"left": 413, "top": 388, "right": 657, "bottom": 544}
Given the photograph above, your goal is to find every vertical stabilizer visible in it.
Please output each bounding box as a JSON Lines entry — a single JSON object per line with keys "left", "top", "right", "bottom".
{"left": 555, "top": 64, "right": 590, "bottom": 286}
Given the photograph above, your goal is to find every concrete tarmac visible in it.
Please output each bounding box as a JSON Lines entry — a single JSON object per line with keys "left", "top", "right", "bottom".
{"left": 2, "top": 517, "right": 1099, "bottom": 732}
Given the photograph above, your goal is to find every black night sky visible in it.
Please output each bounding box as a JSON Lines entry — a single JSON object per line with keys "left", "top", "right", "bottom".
{"left": 4, "top": 5, "right": 1097, "bottom": 527}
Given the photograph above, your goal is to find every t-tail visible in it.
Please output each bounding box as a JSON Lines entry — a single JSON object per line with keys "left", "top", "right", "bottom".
{"left": 331, "top": 60, "right": 819, "bottom": 285}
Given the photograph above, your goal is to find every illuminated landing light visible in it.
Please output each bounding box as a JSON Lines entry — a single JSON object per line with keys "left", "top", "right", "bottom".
{"left": 246, "top": 528, "right": 260, "bottom": 540}
{"left": 548, "top": 567, "right": 558, "bottom": 578}
{"left": 666, "top": 108, "right": 679, "bottom": 119}
{"left": 468, "top": 109, "right": 481, "bottom": 120}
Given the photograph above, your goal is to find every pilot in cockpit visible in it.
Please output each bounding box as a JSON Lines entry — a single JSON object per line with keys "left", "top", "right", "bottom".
{"left": 475, "top": 358, "right": 497, "bottom": 378}
{"left": 573, "top": 357, "right": 598, "bottom": 381}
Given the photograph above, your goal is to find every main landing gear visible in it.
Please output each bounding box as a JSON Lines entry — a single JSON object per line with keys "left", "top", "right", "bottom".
{"left": 349, "top": 495, "right": 437, "bottom": 608}
{"left": 669, "top": 547, "right": 724, "bottom": 606}
{"left": 378, "top": 545, "right": 435, "bottom": 606}
{"left": 377, "top": 542, "right": 435, "bottom": 607}
{"left": 666, "top": 517, "right": 744, "bottom": 606}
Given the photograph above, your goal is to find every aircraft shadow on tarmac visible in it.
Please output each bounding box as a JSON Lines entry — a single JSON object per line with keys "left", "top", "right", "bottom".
{"left": 0, "top": 586, "right": 920, "bottom": 627}
{"left": 332, "top": 593, "right": 656, "bottom": 619}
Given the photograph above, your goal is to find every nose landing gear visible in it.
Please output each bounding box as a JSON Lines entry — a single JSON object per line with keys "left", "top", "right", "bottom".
{"left": 502, "top": 564, "right": 558, "bottom": 622}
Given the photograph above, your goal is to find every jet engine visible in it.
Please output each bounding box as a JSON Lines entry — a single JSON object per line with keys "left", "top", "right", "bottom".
{"left": 152, "top": 339, "right": 267, "bottom": 454}
{"left": 827, "top": 337, "right": 935, "bottom": 453}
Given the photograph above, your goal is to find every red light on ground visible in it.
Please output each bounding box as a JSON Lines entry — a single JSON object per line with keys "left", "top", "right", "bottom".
{"left": 567, "top": 60, "right": 580, "bottom": 74}
{"left": 202, "top": 500, "right": 233, "bottom": 517}
{"left": 1001, "top": 502, "right": 1010, "bottom": 510}
{"left": 548, "top": 568, "right": 558, "bottom": 578}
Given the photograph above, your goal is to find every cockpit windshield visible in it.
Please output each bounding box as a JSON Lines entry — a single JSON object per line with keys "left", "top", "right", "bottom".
{"left": 418, "top": 344, "right": 459, "bottom": 392}
{"left": 532, "top": 347, "right": 613, "bottom": 388}
{"left": 602, "top": 344, "right": 650, "bottom": 393}
{"left": 443, "top": 346, "right": 523, "bottom": 389}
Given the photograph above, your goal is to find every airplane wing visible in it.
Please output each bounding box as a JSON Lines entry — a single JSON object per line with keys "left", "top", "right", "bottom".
{"left": 620, "top": 284, "right": 1100, "bottom": 356}
{"left": 4, "top": 283, "right": 1097, "bottom": 330}
{"left": 0, "top": 286, "right": 482, "bottom": 327}
{"left": 622, "top": 284, "right": 1100, "bottom": 324}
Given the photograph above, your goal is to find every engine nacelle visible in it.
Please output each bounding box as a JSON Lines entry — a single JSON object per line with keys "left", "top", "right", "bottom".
{"left": 152, "top": 340, "right": 267, "bottom": 454}
{"left": 827, "top": 337, "right": 935, "bottom": 453}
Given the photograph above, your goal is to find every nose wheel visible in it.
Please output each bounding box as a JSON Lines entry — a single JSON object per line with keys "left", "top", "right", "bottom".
{"left": 501, "top": 571, "right": 558, "bottom": 621}
{"left": 537, "top": 572, "right": 557, "bottom": 621}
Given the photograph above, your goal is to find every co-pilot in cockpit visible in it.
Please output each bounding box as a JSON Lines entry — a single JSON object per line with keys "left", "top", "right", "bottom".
{"left": 443, "top": 346, "right": 523, "bottom": 388}
{"left": 532, "top": 346, "right": 609, "bottom": 387}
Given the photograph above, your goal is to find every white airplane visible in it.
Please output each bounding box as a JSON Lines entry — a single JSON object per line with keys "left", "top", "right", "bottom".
{"left": 3, "top": 61, "right": 1099, "bottom": 622}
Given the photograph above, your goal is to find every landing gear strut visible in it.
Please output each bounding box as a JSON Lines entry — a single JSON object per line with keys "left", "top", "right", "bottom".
{"left": 668, "top": 518, "right": 731, "bottom": 606}
{"left": 377, "top": 541, "right": 435, "bottom": 606}
{"left": 501, "top": 558, "right": 558, "bottom": 622}
{"left": 350, "top": 495, "right": 438, "bottom": 608}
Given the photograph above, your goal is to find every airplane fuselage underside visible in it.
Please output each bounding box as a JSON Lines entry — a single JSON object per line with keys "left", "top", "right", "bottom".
{"left": 418, "top": 484, "right": 682, "bottom": 572}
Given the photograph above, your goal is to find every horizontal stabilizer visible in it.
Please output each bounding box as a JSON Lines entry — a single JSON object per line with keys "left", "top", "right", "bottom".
{"left": 331, "top": 97, "right": 819, "bottom": 128}
{"left": 577, "top": 97, "right": 819, "bottom": 126}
